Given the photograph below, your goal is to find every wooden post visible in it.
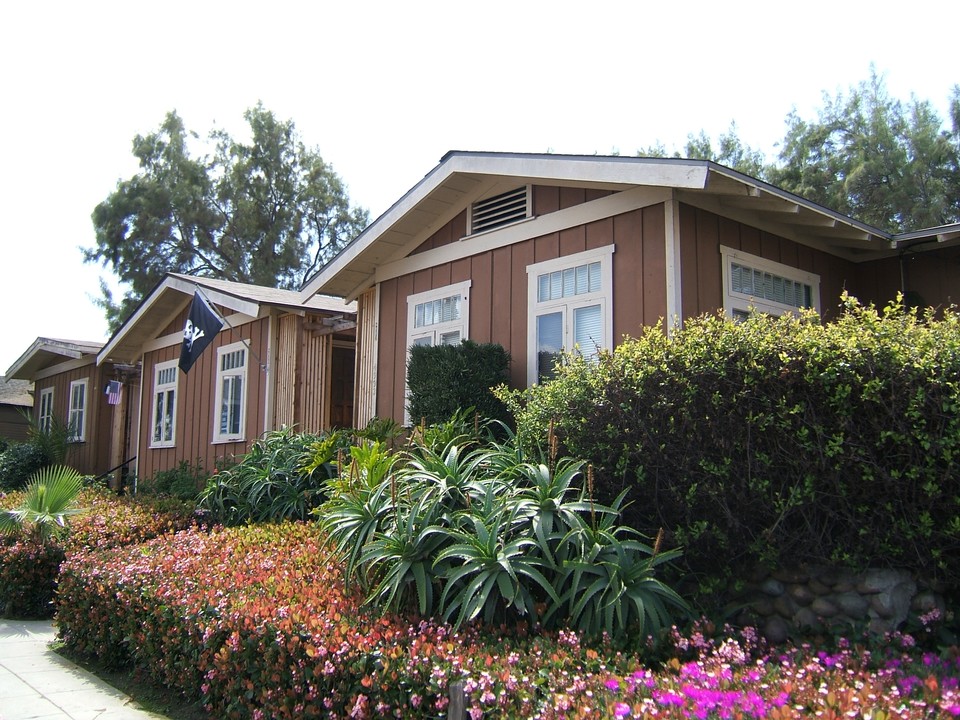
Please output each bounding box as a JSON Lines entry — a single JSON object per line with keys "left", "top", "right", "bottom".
{"left": 448, "top": 680, "right": 466, "bottom": 720}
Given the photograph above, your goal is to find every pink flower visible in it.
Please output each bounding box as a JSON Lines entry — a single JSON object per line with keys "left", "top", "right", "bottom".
{"left": 613, "top": 702, "right": 631, "bottom": 717}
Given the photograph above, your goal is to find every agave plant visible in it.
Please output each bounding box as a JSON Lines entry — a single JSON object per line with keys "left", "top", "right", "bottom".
{"left": 435, "top": 490, "right": 559, "bottom": 628}
{"left": 0, "top": 465, "right": 86, "bottom": 543}
{"left": 547, "top": 501, "right": 689, "bottom": 639}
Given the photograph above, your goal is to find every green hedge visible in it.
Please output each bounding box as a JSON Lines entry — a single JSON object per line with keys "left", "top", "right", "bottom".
{"left": 499, "top": 295, "right": 960, "bottom": 601}
{"left": 407, "top": 340, "right": 511, "bottom": 426}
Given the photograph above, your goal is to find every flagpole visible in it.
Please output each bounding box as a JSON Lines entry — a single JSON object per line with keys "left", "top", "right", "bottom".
{"left": 194, "top": 288, "right": 269, "bottom": 372}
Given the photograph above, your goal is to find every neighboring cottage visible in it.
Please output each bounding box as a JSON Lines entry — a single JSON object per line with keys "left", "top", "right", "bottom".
{"left": 5, "top": 338, "right": 132, "bottom": 480}
{"left": 0, "top": 375, "right": 33, "bottom": 444}
{"left": 96, "top": 273, "right": 357, "bottom": 482}
{"left": 299, "top": 151, "right": 960, "bottom": 427}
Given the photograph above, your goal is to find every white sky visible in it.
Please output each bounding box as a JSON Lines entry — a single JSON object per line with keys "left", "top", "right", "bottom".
{"left": 1, "top": 0, "right": 957, "bottom": 373}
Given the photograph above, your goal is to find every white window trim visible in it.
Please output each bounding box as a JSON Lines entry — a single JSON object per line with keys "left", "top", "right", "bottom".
{"left": 38, "top": 387, "right": 54, "bottom": 432}
{"left": 720, "top": 245, "right": 821, "bottom": 318}
{"left": 526, "top": 245, "right": 615, "bottom": 386}
{"left": 67, "top": 378, "right": 88, "bottom": 443}
{"left": 404, "top": 280, "right": 472, "bottom": 425}
{"left": 149, "top": 359, "right": 178, "bottom": 449}
{"left": 213, "top": 341, "right": 248, "bottom": 444}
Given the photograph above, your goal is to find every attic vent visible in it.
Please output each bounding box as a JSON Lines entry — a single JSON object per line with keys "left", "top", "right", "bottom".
{"left": 470, "top": 186, "right": 530, "bottom": 235}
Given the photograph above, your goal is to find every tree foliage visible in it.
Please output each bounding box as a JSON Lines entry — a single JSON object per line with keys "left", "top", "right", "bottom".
{"left": 641, "top": 70, "right": 960, "bottom": 233}
{"left": 86, "top": 104, "right": 369, "bottom": 329}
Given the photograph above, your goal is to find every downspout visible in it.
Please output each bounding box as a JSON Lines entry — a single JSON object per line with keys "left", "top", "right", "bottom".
{"left": 664, "top": 195, "right": 683, "bottom": 334}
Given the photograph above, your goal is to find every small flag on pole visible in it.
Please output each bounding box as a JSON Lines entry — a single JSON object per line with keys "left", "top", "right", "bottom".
{"left": 105, "top": 380, "right": 122, "bottom": 405}
{"left": 179, "top": 291, "right": 224, "bottom": 373}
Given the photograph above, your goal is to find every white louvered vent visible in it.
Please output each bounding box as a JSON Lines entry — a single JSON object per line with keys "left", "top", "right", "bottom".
{"left": 470, "top": 186, "right": 530, "bottom": 234}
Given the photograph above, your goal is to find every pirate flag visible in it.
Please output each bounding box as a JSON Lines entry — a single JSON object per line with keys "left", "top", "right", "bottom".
{"left": 179, "top": 292, "right": 223, "bottom": 373}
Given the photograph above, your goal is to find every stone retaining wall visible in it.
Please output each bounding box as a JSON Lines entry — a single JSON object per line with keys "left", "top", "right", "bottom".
{"left": 733, "top": 566, "right": 946, "bottom": 643}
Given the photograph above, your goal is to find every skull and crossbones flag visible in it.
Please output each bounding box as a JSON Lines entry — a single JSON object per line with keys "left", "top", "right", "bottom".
{"left": 179, "top": 292, "right": 224, "bottom": 373}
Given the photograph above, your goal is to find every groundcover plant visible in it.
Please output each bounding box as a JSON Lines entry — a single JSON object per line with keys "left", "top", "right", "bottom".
{"left": 55, "top": 524, "right": 959, "bottom": 719}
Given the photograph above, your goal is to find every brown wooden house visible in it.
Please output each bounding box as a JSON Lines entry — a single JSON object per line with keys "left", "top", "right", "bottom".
{"left": 6, "top": 338, "right": 136, "bottom": 479}
{"left": 299, "top": 151, "right": 960, "bottom": 427}
{"left": 97, "top": 274, "right": 356, "bottom": 483}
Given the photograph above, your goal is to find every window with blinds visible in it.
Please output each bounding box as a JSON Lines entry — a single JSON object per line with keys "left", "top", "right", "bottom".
{"left": 721, "top": 246, "right": 820, "bottom": 319}
{"left": 527, "top": 246, "right": 613, "bottom": 385}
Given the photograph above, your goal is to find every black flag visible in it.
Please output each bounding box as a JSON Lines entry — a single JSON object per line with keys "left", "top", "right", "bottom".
{"left": 179, "top": 292, "right": 223, "bottom": 373}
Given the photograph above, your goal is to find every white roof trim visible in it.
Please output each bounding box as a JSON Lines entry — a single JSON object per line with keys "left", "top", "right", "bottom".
{"left": 299, "top": 152, "right": 711, "bottom": 301}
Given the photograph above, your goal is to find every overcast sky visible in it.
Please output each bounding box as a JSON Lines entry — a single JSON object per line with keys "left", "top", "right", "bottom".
{"left": 2, "top": 0, "right": 957, "bottom": 374}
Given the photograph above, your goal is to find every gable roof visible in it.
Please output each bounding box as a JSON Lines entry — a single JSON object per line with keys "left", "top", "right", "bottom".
{"left": 300, "top": 151, "right": 960, "bottom": 302}
{"left": 6, "top": 338, "right": 104, "bottom": 380}
{"left": 99, "top": 273, "right": 357, "bottom": 365}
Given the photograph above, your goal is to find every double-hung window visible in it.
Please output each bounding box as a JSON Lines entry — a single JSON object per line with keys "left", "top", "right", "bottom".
{"left": 150, "top": 360, "right": 178, "bottom": 448}
{"left": 213, "top": 342, "right": 247, "bottom": 443}
{"left": 720, "top": 246, "right": 820, "bottom": 320}
{"left": 38, "top": 387, "right": 54, "bottom": 432}
{"left": 406, "top": 281, "right": 471, "bottom": 350}
{"left": 527, "top": 245, "right": 614, "bottom": 385}
{"left": 67, "top": 379, "right": 88, "bottom": 442}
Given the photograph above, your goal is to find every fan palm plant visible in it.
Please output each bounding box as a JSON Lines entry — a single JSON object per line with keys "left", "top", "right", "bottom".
{"left": 0, "top": 465, "right": 86, "bottom": 543}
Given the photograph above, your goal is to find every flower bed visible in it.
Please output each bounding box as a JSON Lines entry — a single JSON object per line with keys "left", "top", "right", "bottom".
{"left": 0, "top": 487, "right": 197, "bottom": 617}
{"left": 56, "top": 522, "right": 960, "bottom": 718}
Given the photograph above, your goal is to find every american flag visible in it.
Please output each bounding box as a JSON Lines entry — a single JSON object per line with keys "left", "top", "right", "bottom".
{"left": 105, "top": 380, "right": 122, "bottom": 405}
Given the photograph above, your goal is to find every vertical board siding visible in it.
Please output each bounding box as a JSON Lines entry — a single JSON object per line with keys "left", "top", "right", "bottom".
{"left": 374, "top": 204, "right": 664, "bottom": 422}
{"left": 300, "top": 331, "right": 331, "bottom": 433}
{"left": 274, "top": 314, "right": 298, "bottom": 428}
{"left": 354, "top": 287, "right": 379, "bottom": 428}
{"left": 678, "top": 203, "right": 857, "bottom": 321}
{"left": 139, "top": 315, "right": 270, "bottom": 480}
{"left": 34, "top": 362, "right": 112, "bottom": 476}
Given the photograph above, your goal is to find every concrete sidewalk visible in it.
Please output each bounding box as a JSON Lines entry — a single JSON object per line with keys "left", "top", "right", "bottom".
{"left": 0, "top": 619, "right": 168, "bottom": 720}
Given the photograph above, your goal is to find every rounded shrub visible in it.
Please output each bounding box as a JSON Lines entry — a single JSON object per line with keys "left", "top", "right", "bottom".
{"left": 500, "top": 295, "right": 960, "bottom": 602}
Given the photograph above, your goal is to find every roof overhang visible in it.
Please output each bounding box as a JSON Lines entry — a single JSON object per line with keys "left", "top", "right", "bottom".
{"left": 6, "top": 338, "right": 103, "bottom": 380}
{"left": 299, "top": 151, "right": 897, "bottom": 301}
{"left": 98, "top": 273, "right": 357, "bottom": 365}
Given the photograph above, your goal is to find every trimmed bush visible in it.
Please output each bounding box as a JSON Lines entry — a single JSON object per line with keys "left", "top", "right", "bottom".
{"left": 407, "top": 340, "right": 511, "bottom": 426}
{"left": 499, "top": 295, "right": 960, "bottom": 601}
{"left": 0, "top": 442, "right": 49, "bottom": 491}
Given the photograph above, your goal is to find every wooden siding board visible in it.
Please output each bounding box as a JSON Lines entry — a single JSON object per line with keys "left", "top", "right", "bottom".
{"left": 377, "top": 279, "right": 399, "bottom": 422}
{"left": 534, "top": 185, "right": 560, "bottom": 216}
{"left": 509, "top": 240, "right": 535, "bottom": 389}
{"left": 641, "top": 204, "right": 667, "bottom": 327}
{"left": 612, "top": 210, "right": 643, "bottom": 341}
{"left": 470, "top": 253, "right": 493, "bottom": 343}
{"left": 534, "top": 233, "right": 560, "bottom": 264}
{"left": 559, "top": 225, "right": 586, "bottom": 257}
{"left": 585, "top": 217, "right": 614, "bottom": 251}
{"left": 490, "top": 246, "right": 514, "bottom": 350}
{"left": 559, "top": 187, "right": 586, "bottom": 210}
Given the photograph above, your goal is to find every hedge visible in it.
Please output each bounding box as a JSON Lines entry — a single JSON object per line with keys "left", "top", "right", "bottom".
{"left": 499, "top": 295, "right": 960, "bottom": 601}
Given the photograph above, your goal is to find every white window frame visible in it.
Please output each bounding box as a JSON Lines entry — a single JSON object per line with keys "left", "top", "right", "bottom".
{"left": 406, "top": 281, "right": 472, "bottom": 350}
{"left": 213, "top": 341, "right": 248, "bottom": 444}
{"left": 150, "top": 360, "right": 178, "bottom": 448}
{"left": 720, "top": 245, "right": 821, "bottom": 319}
{"left": 38, "top": 387, "right": 54, "bottom": 433}
{"left": 404, "top": 280, "right": 472, "bottom": 425}
{"left": 526, "top": 245, "right": 614, "bottom": 386}
{"left": 67, "top": 378, "right": 88, "bottom": 442}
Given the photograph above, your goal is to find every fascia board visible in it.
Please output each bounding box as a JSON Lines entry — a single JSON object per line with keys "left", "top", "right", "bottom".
{"left": 299, "top": 154, "right": 710, "bottom": 302}
{"left": 374, "top": 185, "right": 672, "bottom": 285}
